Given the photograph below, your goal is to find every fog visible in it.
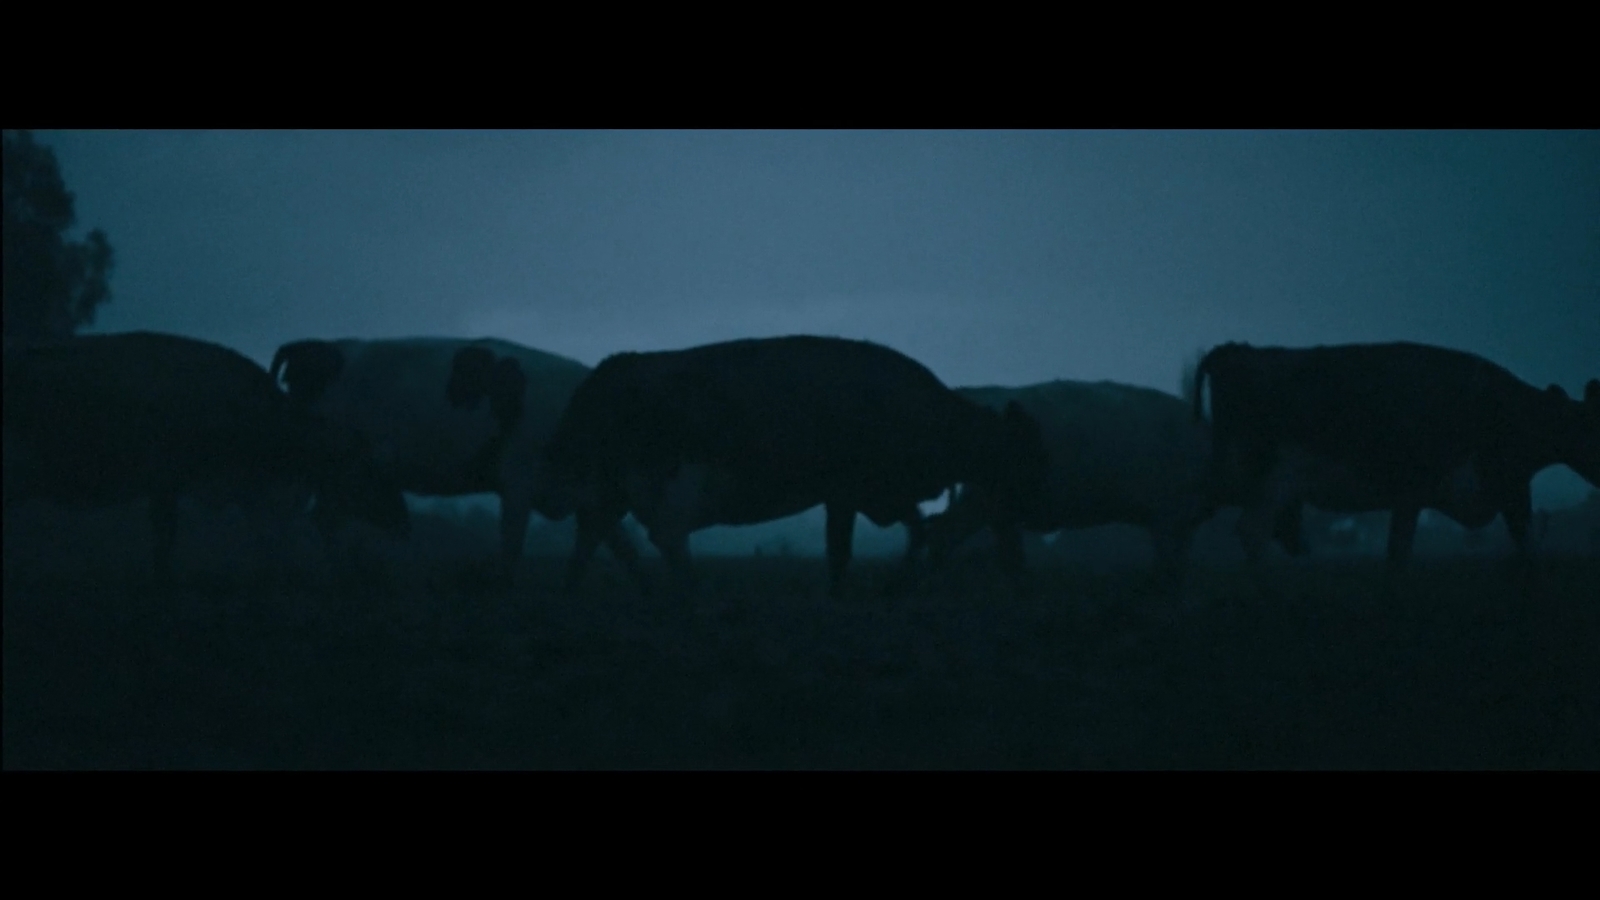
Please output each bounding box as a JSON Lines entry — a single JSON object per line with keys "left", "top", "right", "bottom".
{"left": 39, "top": 130, "right": 1600, "bottom": 550}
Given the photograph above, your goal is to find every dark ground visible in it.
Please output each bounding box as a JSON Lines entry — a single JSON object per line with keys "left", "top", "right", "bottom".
{"left": 4, "top": 502, "right": 1598, "bottom": 770}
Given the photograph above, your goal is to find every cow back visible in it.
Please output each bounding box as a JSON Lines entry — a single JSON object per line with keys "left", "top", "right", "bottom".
{"left": 4, "top": 331, "right": 311, "bottom": 504}
{"left": 549, "top": 336, "right": 1013, "bottom": 506}
{"left": 1202, "top": 341, "right": 1530, "bottom": 494}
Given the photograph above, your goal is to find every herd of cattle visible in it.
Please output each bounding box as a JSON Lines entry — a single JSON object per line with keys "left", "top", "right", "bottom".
{"left": 4, "top": 329, "right": 1597, "bottom": 598}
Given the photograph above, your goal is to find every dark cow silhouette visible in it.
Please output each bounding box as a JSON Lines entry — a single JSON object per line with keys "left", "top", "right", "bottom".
{"left": 921, "top": 378, "right": 1323, "bottom": 590}
{"left": 269, "top": 336, "right": 646, "bottom": 586}
{"left": 922, "top": 379, "right": 1498, "bottom": 587}
{"left": 1255, "top": 444, "right": 1497, "bottom": 558}
{"left": 542, "top": 335, "right": 1050, "bottom": 598}
{"left": 923, "top": 380, "right": 1228, "bottom": 589}
{"left": 4, "top": 331, "right": 409, "bottom": 582}
{"left": 1192, "top": 340, "right": 1600, "bottom": 579}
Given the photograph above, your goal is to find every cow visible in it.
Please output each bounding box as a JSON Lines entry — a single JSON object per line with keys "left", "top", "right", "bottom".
{"left": 922, "top": 371, "right": 1511, "bottom": 590}
{"left": 268, "top": 336, "right": 645, "bottom": 586}
{"left": 1256, "top": 443, "right": 1501, "bottom": 559}
{"left": 1191, "top": 340, "right": 1600, "bottom": 583}
{"left": 3, "top": 331, "right": 410, "bottom": 583}
{"left": 541, "top": 335, "right": 1051, "bottom": 599}
{"left": 921, "top": 380, "right": 1234, "bottom": 591}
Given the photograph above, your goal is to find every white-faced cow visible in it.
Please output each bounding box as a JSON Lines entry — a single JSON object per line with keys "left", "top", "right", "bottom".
{"left": 1192, "top": 340, "right": 1600, "bottom": 580}
{"left": 269, "top": 336, "right": 645, "bottom": 585}
{"left": 541, "top": 335, "right": 1051, "bottom": 599}
{"left": 3, "top": 331, "right": 410, "bottom": 583}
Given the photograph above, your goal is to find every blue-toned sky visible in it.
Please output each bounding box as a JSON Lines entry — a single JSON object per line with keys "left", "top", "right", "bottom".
{"left": 39, "top": 129, "right": 1600, "bottom": 511}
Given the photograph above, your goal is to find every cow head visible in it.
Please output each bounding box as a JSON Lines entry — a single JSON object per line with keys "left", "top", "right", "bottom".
{"left": 306, "top": 420, "right": 411, "bottom": 539}
{"left": 967, "top": 401, "right": 1050, "bottom": 524}
{"left": 1577, "top": 379, "right": 1600, "bottom": 486}
{"left": 1542, "top": 382, "right": 1600, "bottom": 489}
{"left": 447, "top": 346, "right": 528, "bottom": 434}
{"left": 922, "top": 484, "right": 995, "bottom": 568}
{"left": 270, "top": 340, "right": 345, "bottom": 407}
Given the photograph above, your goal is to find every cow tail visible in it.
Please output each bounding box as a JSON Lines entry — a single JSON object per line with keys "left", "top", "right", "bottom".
{"left": 269, "top": 345, "right": 291, "bottom": 384}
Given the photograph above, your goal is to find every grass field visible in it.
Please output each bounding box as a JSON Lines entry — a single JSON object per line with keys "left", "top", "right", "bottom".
{"left": 4, "top": 503, "right": 1597, "bottom": 770}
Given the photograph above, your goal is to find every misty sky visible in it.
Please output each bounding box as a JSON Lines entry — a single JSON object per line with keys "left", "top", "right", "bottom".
{"left": 38, "top": 130, "right": 1600, "bottom": 508}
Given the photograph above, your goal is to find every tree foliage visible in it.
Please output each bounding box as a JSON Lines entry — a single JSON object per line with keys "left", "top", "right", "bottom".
{"left": 3, "top": 130, "right": 114, "bottom": 341}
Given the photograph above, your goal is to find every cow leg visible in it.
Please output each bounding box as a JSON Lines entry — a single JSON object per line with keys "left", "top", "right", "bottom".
{"left": 310, "top": 504, "right": 362, "bottom": 590}
{"left": 646, "top": 466, "right": 714, "bottom": 599}
{"left": 825, "top": 504, "right": 856, "bottom": 599}
{"left": 149, "top": 490, "right": 179, "bottom": 587}
{"left": 1239, "top": 505, "right": 1294, "bottom": 563}
{"left": 1150, "top": 519, "right": 1196, "bottom": 596}
{"left": 1500, "top": 481, "right": 1540, "bottom": 597}
{"left": 565, "top": 503, "right": 625, "bottom": 596}
{"left": 312, "top": 500, "right": 394, "bottom": 593}
{"left": 1385, "top": 505, "right": 1420, "bottom": 573}
{"left": 249, "top": 482, "right": 305, "bottom": 589}
{"left": 883, "top": 508, "right": 927, "bottom": 597}
{"left": 602, "top": 525, "right": 651, "bottom": 598}
{"left": 994, "top": 520, "right": 1030, "bottom": 600}
{"left": 647, "top": 528, "right": 697, "bottom": 600}
{"left": 901, "top": 510, "right": 927, "bottom": 568}
{"left": 1501, "top": 482, "right": 1536, "bottom": 557}
{"left": 1236, "top": 502, "right": 1278, "bottom": 569}
{"left": 1379, "top": 504, "right": 1421, "bottom": 600}
{"left": 1235, "top": 461, "right": 1309, "bottom": 599}
{"left": 1234, "top": 494, "right": 1274, "bottom": 569}
{"left": 1272, "top": 502, "right": 1309, "bottom": 557}
{"left": 497, "top": 492, "right": 533, "bottom": 590}
{"left": 925, "top": 488, "right": 986, "bottom": 570}
{"left": 268, "top": 489, "right": 304, "bottom": 586}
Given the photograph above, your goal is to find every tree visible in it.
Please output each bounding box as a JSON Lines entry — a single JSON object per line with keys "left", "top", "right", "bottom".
{"left": 3, "top": 129, "right": 114, "bottom": 342}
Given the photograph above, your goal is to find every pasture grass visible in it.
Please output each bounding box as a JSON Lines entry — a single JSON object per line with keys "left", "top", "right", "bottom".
{"left": 5, "top": 510, "right": 1597, "bottom": 769}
